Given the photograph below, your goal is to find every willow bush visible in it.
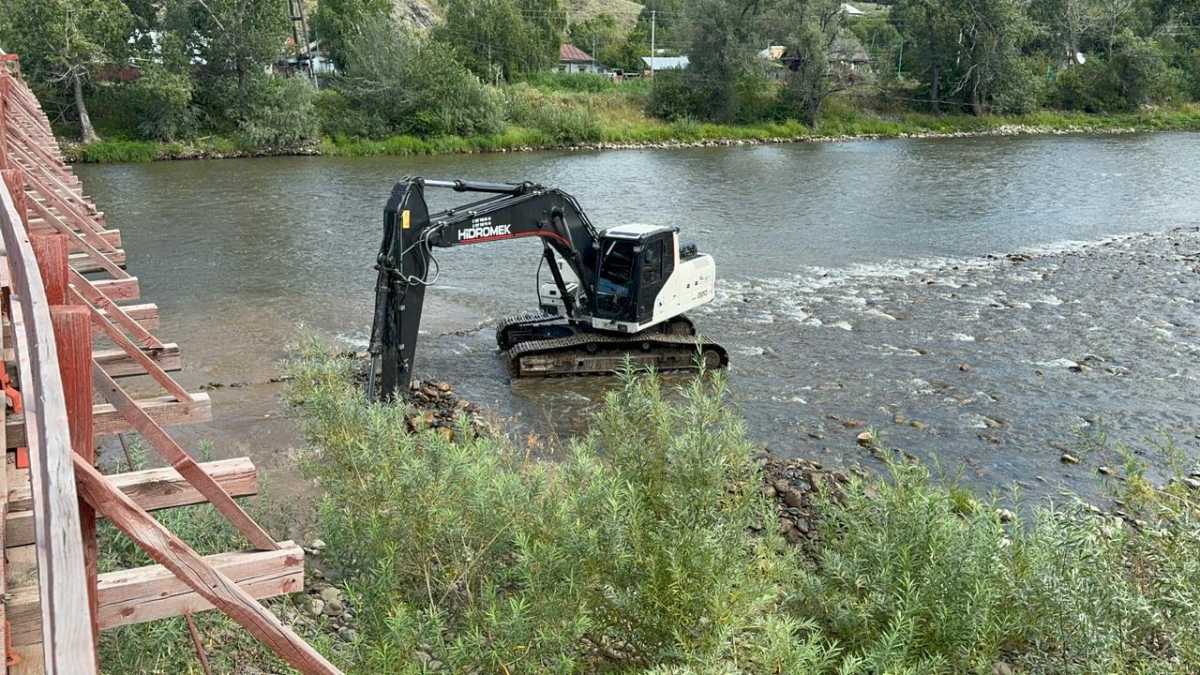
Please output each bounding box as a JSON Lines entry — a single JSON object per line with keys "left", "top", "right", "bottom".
{"left": 286, "top": 340, "right": 1200, "bottom": 674}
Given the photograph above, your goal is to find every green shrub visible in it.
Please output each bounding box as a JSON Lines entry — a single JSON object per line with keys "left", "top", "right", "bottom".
{"left": 1054, "top": 34, "right": 1173, "bottom": 112}
{"left": 75, "top": 139, "right": 161, "bottom": 163}
{"left": 645, "top": 70, "right": 706, "bottom": 122}
{"left": 797, "top": 456, "right": 1200, "bottom": 673}
{"left": 285, "top": 338, "right": 1200, "bottom": 674}
{"left": 505, "top": 84, "right": 604, "bottom": 143}
{"left": 233, "top": 75, "right": 321, "bottom": 148}
{"left": 126, "top": 66, "right": 201, "bottom": 141}
{"left": 285, "top": 341, "right": 837, "bottom": 672}
{"left": 314, "top": 87, "right": 388, "bottom": 139}
{"left": 338, "top": 20, "right": 505, "bottom": 138}
{"left": 521, "top": 71, "right": 618, "bottom": 94}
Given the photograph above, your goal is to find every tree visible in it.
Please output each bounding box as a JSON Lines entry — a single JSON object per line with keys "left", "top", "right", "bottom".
{"left": 680, "top": 0, "right": 768, "bottom": 122}
{"left": 311, "top": 0, "right": 392, "bottom": 70}
{"left": 339, "top": 19, "right": 505, "bottom": 137}
{"left": 0, "top": 0, "right": 132, "bottom": 142}
{"left": 892, "top": 0, "right": 962, "bottom": 113}
{"left": 183, "top": 0, "right": 289, "bottom": 91}
{"left": 438, "top": 0, "right": 565, "bottom": 83}
{"left": 775, "top": 0, "right": 849, "bottom": 127}
{"left": 1030, "top": 0, "right": 1104, "bottom": 61}
{"left": 954, "top": 0, "right": 1038, "bottom": 114}
{"left": 893, "top": 0, "right": 1035, "bottom": 115}
{"left": 568, "top": 15, "right": 628, "bottom": 69}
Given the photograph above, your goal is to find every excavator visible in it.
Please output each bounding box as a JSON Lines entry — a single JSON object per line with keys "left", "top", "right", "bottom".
{"left": 366, "top": 177, "right": 727, "bottom": 400}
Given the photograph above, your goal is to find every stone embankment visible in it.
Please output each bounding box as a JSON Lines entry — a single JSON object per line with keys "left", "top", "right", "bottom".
{"left": 556, "top": 125, "right": 1141, "bottom": 153}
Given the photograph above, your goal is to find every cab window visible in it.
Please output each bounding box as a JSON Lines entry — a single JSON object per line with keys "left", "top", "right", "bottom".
{"left": 642, "top": 239, "right": 663, "bottom": 284}
{"left": 598, "top": 239, "right": 635, "bottom": 296}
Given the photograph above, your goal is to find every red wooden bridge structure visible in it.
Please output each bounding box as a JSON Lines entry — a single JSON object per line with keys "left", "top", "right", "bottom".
{"left": 0, "top": 54, "right": 339, "bottom": 673}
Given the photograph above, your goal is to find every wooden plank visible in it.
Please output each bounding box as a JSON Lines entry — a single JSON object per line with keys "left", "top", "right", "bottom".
{"left": 89, "top": 277, "right": 140, "bottom": 301}
{"left": 7, "top": 457, "right": 257, "bottom": 514}
{"left": 1, "top": 343, "right": 181, "bottom": 378}
{"left": 97, "top": 303, "right": 158, "bottom": 331}
{"left": 84, "top": 298, "right": 192, "bottom": 402}
{"left": 93, "top": 366, "right": 276, "bottom": 550}
{"left": 9, "top": 644, "right": 46, "bottom": 675}
{"left": 1, "top": 147, "right": 99, "bottom": 674}
{"left": 6, "top": 393, "right": 212, "bottom": 448}
{"left": 70, "top": 270, "right": 161, "bottom": 349}
{"left": 6, "top": 532, "right": 39, "bottom": 589}
{"left": 73, "top": 458, "right": 340, "bottom": 674}
{"left": 1, "top": 70, "right": 9, "bottom": 171}
{"left": 14, "top": 158, "right": 102, "bottom": 233}
{"left": 96, "top": 343, "right": 182, "bottom": 378}
{"left": 5, "top": 457, "right": 256, "bottom": 547}
{"left": 25, "top": 197, "right": 126, "bottom": 279}
{"left": 69, "top": 249, "right": 126, "bottom": 274}
{"left": 27, "top": 226, "right": 121, "bottom": 252}
{"left": 7, "top": 543, "right": 304, "bottom": 645}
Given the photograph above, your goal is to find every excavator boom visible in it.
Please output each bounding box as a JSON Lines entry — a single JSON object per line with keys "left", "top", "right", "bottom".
{"left": 367, "top": 177, "right": 726, "bottom": 400}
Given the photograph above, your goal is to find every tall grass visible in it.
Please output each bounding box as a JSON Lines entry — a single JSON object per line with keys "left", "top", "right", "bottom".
{"left": 285, "top": 340, "right": 1200, "bottom": 674}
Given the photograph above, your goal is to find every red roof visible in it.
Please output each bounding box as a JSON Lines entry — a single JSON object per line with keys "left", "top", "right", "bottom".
{"left": 559, "top": 43, "right": 594, "bottom": 63}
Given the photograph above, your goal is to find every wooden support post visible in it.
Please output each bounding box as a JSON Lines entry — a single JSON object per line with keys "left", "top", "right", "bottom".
{"left": 30, "top": 234, "right": 69, "bottom": 306}
{"left": 50, "top": 306, "right": 97, "bottom": 668}
{"left": 2, "top": 168, "right": 24, "bottom": 224}
{"left": 73, "top": 457, "right": 341, "bottom": 675}
{"left": 1, "top": 71, "right": 10, "bottom": 170}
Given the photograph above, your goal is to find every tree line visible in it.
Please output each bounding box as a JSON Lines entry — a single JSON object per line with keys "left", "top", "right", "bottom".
{"left": 652, "top": 0, "right": 1200, "bottom": 125}
{"left": 0, "top": 0, "right": 1197, "bottom": 147}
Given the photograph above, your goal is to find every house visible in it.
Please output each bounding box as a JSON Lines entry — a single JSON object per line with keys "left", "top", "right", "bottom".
{"left": 559, "top": 44, "right": 602, "bottom": 74}
{"left": 641, "top": 55, "right": 690, "bottom": 76}
{"left": 277, "top": 40, "right": 337, "bottom": 78}
{"left": 757, "top": 45, "right": 788, "bottom": 80}
{"left": 840, "top": 3, "right": 865, "bottom": 16}
{"left": 829, "top": 34, "right": 871, "bottom": 72}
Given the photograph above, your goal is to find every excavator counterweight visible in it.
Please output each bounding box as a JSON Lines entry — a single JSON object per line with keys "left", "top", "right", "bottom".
{"left": 367, "top": 177, "right": 727, "bottom": 400}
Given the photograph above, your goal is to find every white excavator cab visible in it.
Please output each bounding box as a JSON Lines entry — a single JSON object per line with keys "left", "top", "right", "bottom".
{"left": 588, "top": 225, "right": 716, "bottom": 334}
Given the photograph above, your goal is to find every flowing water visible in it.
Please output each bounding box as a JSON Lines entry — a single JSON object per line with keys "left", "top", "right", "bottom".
{"left": 77, "top": 132, "right": 1200, "bottom": 499}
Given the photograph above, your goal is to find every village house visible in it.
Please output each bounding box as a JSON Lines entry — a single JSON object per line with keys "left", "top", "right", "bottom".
{"left": 641, "top": 55, "right": 690, "bottom": 76}
{"left": 558, "top": 44, "right": 602, "bottom": 74}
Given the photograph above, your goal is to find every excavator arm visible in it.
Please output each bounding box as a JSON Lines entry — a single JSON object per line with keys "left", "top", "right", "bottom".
{"left": 368, "top": 177, "right": 601, "bottom": 399}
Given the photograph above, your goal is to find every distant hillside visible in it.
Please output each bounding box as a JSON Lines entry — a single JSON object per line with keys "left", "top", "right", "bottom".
{"left": 569, "top": 0, "right": 644, "bottom": 32}
{"left": 385, "top": 0, "right": 644, "bottom": 35}
{"left": 391, "top": 0, "right": 439, "bottom": 29}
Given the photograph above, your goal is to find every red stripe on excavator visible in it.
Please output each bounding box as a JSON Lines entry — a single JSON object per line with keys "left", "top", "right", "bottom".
{"left": 461, "top": 230, "right": 572, "bottom": 248}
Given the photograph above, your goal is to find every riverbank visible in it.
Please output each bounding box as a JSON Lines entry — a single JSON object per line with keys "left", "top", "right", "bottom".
{"left": 276, "top": 347, "right": 1200, "bottom": 672}
{"left": 63, "top": 103, "right": 1200, "bottom": 163}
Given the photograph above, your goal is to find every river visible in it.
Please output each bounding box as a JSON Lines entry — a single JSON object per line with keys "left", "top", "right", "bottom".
{"left": 77, "top": 132, "right": 1200, "bottom": 501}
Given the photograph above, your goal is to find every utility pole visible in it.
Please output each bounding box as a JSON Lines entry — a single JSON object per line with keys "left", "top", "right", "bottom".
{"left": 287, "top": 0, "right": 318, "bottom": 87}
{"left": 650, "top": 10, "right": 656, "bottom": 79}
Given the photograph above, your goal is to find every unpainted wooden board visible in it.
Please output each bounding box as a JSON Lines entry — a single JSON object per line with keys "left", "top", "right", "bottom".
{"left": 7, "top": 543, "right": 304, "bottom": 645}
{"left": 6, "top": 392, "right": 212, "bottom": 448}
{"left": 74, "top": 458, "right": 339, "bottom": 674}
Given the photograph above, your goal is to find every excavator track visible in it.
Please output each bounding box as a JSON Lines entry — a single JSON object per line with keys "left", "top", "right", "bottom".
{"left": 496, "top": 311, "right": 570, "bottom": 350}
{"left": 502, "top": 325, "right": 727, "bottom": 378}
